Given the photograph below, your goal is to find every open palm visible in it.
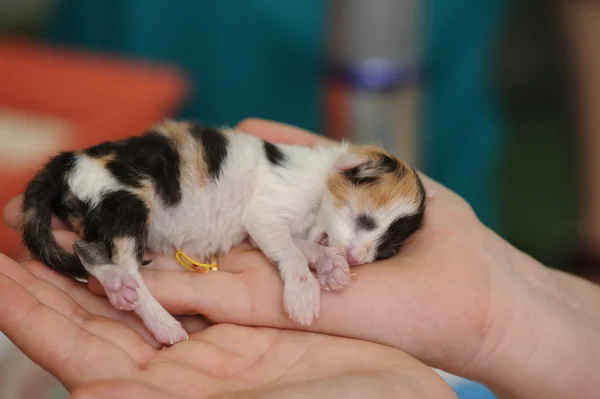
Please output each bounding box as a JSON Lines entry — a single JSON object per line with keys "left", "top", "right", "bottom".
{"left": 0, "top": 254, "right": 455, "bottom": 399}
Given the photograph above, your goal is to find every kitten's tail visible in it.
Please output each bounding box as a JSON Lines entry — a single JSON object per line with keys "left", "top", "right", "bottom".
{"left": 21, "top": 152, "right": 87, "bottom": 279}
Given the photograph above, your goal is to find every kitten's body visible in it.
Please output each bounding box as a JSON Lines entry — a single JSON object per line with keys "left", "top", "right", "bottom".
{"left": 21, "top": 120, "right": 426, "bottom": 345}
{"left": 146, "top": 125, "right": 344, "bottom": 259}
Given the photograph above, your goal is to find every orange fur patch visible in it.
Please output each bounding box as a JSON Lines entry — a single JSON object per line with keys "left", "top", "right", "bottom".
{"left": 69, "top": 215, "right": 85, "bottom": 237}
{"left": 195, "top": 150, "right": 208, "bottom": 186}
{"left": 61, "top": 192, "right": 87, "bottom": 235}
{"left": 154, "top": 119, "right": 208, "bottom": 186}
{"left": 110, "top": 237, "right": 135, "bottom": 265}
{"left": 327, "top": 145, "right": 423, "bottom": 212}
{"left": 94, "top": 152, "right": 116, "bottom": 166}
{"left": 154, "top": 119, "right": 191, "bottom": 147}
{"left": 356, "top": 170, "right": 420, "bottom": 212}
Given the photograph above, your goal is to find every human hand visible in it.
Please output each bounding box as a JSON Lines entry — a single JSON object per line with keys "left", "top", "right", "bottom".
{"left": 4, "top": 118, "right": 600, "bottom": 399}
{"left": 0, "top": 255, "right": 456, "bottom": 399}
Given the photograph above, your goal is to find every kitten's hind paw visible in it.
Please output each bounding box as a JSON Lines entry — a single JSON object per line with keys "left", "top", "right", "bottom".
{"left": 148, "top": 318, "right": 189, "bottom": 346}
{"left": 102, "top": 268, "right": 140, "bottom": 311}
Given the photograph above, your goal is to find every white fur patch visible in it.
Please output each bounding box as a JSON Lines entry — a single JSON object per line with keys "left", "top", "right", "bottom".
{"left": 146, "top": 132, "right": 349, "bottom": 259}
{"left": 380, "top": 198, "right": 420, "bottom": 221}
{"left": 67, "top": 155, "right": 123, "bottom": 208}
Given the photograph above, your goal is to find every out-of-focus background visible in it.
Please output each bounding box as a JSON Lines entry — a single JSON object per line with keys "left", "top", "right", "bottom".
{"left": 0, "top": 1, "right": 597, "bottom": 398}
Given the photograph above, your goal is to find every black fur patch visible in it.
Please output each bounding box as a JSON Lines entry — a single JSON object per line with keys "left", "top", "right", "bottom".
{"left": 22, "top": 130, "right": 183, "bottom": 279}
{"left": 22, "top": 151, "right": 86, "bottom": 277}
{"left": 190, "top": 124, "right": 229, "bottom": 181}
{"left": 342, "top": 167, "right": 379, "bottom": 186}
{"left": 379, "top": 154, "right": 404, "bottom": 176}
{"left": 374, "top": 174, "right": 426, "bottom": 260}
{"left": 262, "top": 140, "right": 287, "bottom": 166}
{"left": 84, "top": 132, "right": 182, "bottom": 206}
{"left": 82, "top": 190, "right": 150, "bottom": 263}
{"left": 22, "top": 151, "right": 77, "bottom": 214}
{"left": 55, "top": 192, "right": 90, "bottom": 227}
{"left": 356, "top": 214, "right": 377, "bottom": 231}
{"left": 374, "top": 211, "right": 424, "bottom": 261}
{"left": 342, "top": 154, "right": 405, "bottom": 186}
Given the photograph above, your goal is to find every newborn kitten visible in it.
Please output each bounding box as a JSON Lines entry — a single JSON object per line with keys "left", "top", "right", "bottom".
{"left": 21, "top": 120, "right": 426, "bottom": 345}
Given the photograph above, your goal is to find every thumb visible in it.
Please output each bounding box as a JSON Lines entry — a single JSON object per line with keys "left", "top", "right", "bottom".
{"left": 88, "top": 245, "right": 290, "bottom": 326}
{"left": 143, "top": 247, "right": 287, "bottom": 324}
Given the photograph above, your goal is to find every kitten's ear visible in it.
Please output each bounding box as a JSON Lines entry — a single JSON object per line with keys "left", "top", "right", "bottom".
{"left": 334, "top": 153, "right": 370, "bottom": 171}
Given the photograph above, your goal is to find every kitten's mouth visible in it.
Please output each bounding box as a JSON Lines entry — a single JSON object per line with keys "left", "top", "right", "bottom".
{"left": 317, "top": 232, "right": 329, "bottom": 246}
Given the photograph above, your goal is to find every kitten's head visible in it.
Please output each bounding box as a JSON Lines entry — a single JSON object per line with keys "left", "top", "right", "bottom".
{"left": 315, "top": 145, "right": 426, "bottom": 265}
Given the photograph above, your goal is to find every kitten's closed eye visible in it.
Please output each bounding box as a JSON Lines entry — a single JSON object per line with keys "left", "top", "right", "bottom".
{"left": 356, "top": 214, "right": 377, "bottom": 231}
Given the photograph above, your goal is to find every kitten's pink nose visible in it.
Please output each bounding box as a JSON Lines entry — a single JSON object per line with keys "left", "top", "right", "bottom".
{"left": 346, "top": 249, "right": 360, "bottom": 265}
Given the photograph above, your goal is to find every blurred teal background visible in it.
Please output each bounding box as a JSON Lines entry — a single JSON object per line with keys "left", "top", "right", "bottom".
{"left": 44, "top": 0, "right": 327, "bottom": 140}
{"left": 36, "top": 0, "right": 510, "bottom": 235}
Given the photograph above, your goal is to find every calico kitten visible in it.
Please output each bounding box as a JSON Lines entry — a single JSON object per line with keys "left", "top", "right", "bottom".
{"left": 21, "top": 120, "right": 426, "bottom": 345}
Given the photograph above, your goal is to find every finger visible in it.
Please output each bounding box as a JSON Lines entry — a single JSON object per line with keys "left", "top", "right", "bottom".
{"left": 176, "top": 315, "right": 212, "bottom": 333}
{"left": 70, "top": 380, "right": 185, "bottom": 399}
{"left": 18, "top": 260, "right": 162, "bottom": 348}
{"left": 0, "top": 273, "right": 135, "bottom": 388}
{"left": 19, "top": 260, "right": 118, "bottom": 322}
{"left": 87, "top": 241, "right": 259, "bottom": 298}
{"left": 138, "top": 268, "right": 256, "bottom": 318}
{"left": 236, "top": 118, "right": 336, "bottom": 147}
{"left": 124, "top": 244, "right": 440, "bottom": 348}
{"left": 129, "top": 245, "right": 288, "bottom": 324}
{"left": 0, "top": 254, "right": 159, "bottom": 353}
{"left": 22, "top": 228, "right": 82, "bottom": 268}
{"left": 17, "top": 227, "right": 79, "bottom": 262}
{"left": 0, "top": 259, "right": 90, "bottom": 329}
{"left": 88, "top": 275, "right": 105, "bottom": 295}
{"left": 54, "top": 228, "right": 80, "bottom": 250}
{"left": 3, "top": 194, "right": 69, "bottom": 231}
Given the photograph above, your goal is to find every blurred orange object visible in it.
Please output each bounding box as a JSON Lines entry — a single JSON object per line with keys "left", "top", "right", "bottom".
{"left": 0, "top": 38, "right": 189, "bottom": 260}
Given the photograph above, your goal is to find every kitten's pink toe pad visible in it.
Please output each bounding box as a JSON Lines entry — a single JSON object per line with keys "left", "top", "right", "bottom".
{"left": 100, "top": 268, "right": 140, "bottom": 311}
{"left": 315, "top": 253, "right": 350, "bottom": 292}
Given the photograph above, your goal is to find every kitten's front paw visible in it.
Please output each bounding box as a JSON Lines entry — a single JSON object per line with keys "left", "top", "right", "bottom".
{"left": 284, "top": 273, "right": 321, "bottom": 326}
{"left": 315, "top": 251, "right": 350, "bottom": 292}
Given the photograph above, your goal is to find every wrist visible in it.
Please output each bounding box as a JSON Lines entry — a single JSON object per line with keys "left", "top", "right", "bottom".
{"left": 464, "top": 242, "right": 600, "bottom": 398}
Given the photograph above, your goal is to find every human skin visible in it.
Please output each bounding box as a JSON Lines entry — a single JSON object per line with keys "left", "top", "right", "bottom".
{"left": 4, "top": 118, "right": 600, "bottom": 398}
{"left": 0, "top": 253, "right": 455, "bottom": 399}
